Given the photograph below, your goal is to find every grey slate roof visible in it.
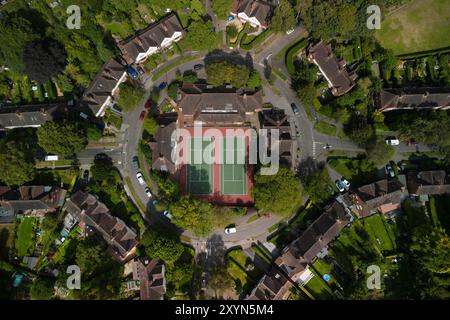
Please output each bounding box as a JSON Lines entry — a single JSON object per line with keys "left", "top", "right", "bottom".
{"left": 150, "top": 121, "right": 177, "bottom": 174}
{"left": 379, "top": 88, "right": 450, "bottom": 112}
{"left": 231, "top": 0, "right": 273, "bottom": 27}
{"left": 82, "top": 59, "right": 126, "bottom": 117}
{"left": 407, "top": 170, "right": 450, "bottom": 195}
{"left": 308, "top": 41, "right": 357, "bottom": 96}
{"left": 117, "top": 13, "right": 184, "bottom": 65}
{"left": 0, "top": 103, "right": 68, "bottom": 130}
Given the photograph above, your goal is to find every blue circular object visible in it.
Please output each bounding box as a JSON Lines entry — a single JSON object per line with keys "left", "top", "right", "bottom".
{"left": 323, "top": 274, "right": 331, "bottom": 282}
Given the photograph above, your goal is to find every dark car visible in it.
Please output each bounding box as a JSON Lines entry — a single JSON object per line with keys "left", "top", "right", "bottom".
{"left": 126, "top": 66, "right": 139, "bottom": 78}
{"left": 83, "top": 170, "right": 89, "bottom": 182}
{"left": 291, "top": 103, "right": 300, "bottom": 115}
{"left": 144, "top": 100, "right": 152, "bottom": 109}
{"left": 132, "top": 156, "right": 139, "bottom": 170}
{"left": 139, "top": 110, "right": 147, "bottom": 121}
{"left": 193, "top": 64, "right": 204, "bottom": 71}
{"left": 94, "top": 153, "right": 108, "bottom": 160}
{"left": 158, "top": 82, "right": 167, "bottom": 90}
{"left": 385, "top": 164, "right": 395, "bottom": 178}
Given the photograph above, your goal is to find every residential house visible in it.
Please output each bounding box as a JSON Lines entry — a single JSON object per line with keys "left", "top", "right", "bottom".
{"left": 82, "top": 59, "right": 127, "bottom": 117}
{"left": 0, "top": 186, "right": 67, "bottom": 220}
{"left": 378, "top": 88, "right": 450, "bottom": 112}
{"left": 260, "top": 108, "right": 294, "bottom": 167}
{"left": 406, "top": 170, "right": 450, "bottom": 197}
{"left": 124, "top": 257, "right": 167, "bottom": 300}
{"left": 117, "top": 13, "right": 184, "bottom": 66}
{"left": 0, "top": 103, "right": 68, "bottom": 130}
{"left": 248, "top": 201, "right": 352, "bottom": 300}
{"left": 149, "top": 121, "right": 178, "bottom": 174}
{"left": 349, "top": 177, "right": 408, "bottom": 218}
{"left": 307, "top": 41, "right": 357, "bottom": 96}
{"left": 231, "top": 0, "right": 273, "bottom": 29}
{"left": 176, "top": 83, "right": 263, "bottom": 127}
{"left": 64, "top": 191, "right": 139, "bottom": 263}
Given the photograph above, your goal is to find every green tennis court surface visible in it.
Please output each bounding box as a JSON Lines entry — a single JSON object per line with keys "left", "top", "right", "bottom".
{"left": 220, "top": 137, "right": 246, "bottom": 195}
{"left": 187, "top": 137, "right": 214, "bottom": 195}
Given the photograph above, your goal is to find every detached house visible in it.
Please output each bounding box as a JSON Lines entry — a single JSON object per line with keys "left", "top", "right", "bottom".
{"left": 349, "top": 177, "right": 408, "bottom": 218}
{"left": 231, "top": 0, "right": 273, "bottom": 29}
{"left": 248, "top": 201, "right": 352, "bottom": 300}
{"left": 378, "top": 88, "right": 450, "bottom": 112}
{"left": 124, "top": 257, "right": 167, "bottom": 300}
{"left": 0, "top": 186, "right": 66, "bottom": 222}
{"left": 308, "top": 41, "right": 357, "bottom": 96}
{"left": 82, "top": 59, "right": 127, "bottom": 117}
{"left": 118, "top": 13, "right": 184, "bottom": 66}
{"left": 64, "top": 191, "right": 139, "bottom": 263}
{"left": 406, "top": 170, "right": 450, "bottom": 197}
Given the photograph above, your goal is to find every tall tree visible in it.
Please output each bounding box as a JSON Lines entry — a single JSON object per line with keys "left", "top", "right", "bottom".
{"left": 184, "top": 20, "right": 218, "bottom": 51}
{"left": 205, "top": 61, "right": 250, "bottom": 88}
{"left": 253, "top": 166, "right": 302, "bottom": 217}
{"left": 0, "top": 141, "right": 35, "bottom": 186}
{"left": 37, "top": 121, "right": 88, "bottom": 156}
{"left": 140, "top": 227, "right": 184, "bottom": 264}
{"left": 170, "top": 194, "right": 213, "bottom": 237}
{"left": 23, "top": 40, "right": 67, "bottom": 83}
{"left": 271, "top": 0, "right": 296, "bottom": 32}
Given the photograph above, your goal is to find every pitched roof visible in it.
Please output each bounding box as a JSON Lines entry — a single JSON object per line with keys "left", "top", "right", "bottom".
{"left": 67, "top": 191, "right": 139, "bottom": 261}
{"left": 231, "top": 0, "right": 273, "bottom": 27}
{"left": 117, "top": 13, "right": 184, "bottom": 64}
{"left": 308, "top": 41, "right": 357, "bottom": 96}
{"left": 177, "top": 83, "right": 263, "bottom": 125}
{"left": 82, "top": 59, "right": 126, "bottom": 117}
{"left": 0, "top": 103, "right": 68, "bottom": 130}
{"left": 150, "top": 121, "right": 177, "bottom": 173}
{"left": 407, "top": 170, "right": 450, "bottom": 195}
{"left": 135, "top": 258, "right": 166, "bottom": 300}
{"left": 379, "top": 88, "right": 450, "bottom": 112}
{"left": 0, "top": 186, "right": 66, "bottom": 214}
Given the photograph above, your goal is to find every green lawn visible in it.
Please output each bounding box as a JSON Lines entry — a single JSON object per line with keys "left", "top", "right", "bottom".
{"left": 376, "top": 0, "right": 450, "bottom": 55}
{"left": 303, "top": 270, "right": 334, "bottom": 300}
{"left": 314, "top": 121, "right": 337, "bottom": 136}
{"left": 16, "top": 218, "right": 37, "bottom": 257}
{"left": 362, "top": 214, "right": 396, "bottom": 252}
{"left": 226, "top": 249, "right": 262, "bottom": 294}
{"left": 327, "top": 157, "right": 379, "bottom": 186}
{"left": 312, "top": 259, "right": 340, "bottom": 288}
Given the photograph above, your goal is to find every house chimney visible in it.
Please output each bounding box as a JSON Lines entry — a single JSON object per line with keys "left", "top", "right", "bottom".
{"left": 40, "top": 108, "right": 47, "bottom": 115}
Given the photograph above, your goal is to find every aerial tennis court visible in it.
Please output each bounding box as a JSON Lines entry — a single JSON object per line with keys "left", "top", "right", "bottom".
{"left": 220, "top": 136, "right": 247, "bottom": 195}
{"left": 186, "top": 137, "right": 214, "bottom": 195}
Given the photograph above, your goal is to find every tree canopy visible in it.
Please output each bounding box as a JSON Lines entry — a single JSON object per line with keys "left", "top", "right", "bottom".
{"left": 23, "top": 40, "right": 67, "bottom": 83}
{"left": 140, "top": 227, "right": 185, "bottom": 265}
{"left": 170, "top": 194, "right": 214, "bottom": 237}
{"left": 271, "top": 0, "right": 296, "bottom": 32}
{"left": 30, "top": 277, "right": 55, "bottom": 300}
{"left": 205, "top": 61, "right": 250, "bottom": 88}
{"left": 37, "top": 121, "right": 88, "bottom": 156}
{"left": 116, "top": 81, "right": 145, "bottom": 112}
{"left": 0, "top": 141, "right": 35, "bottom": 186}
{"left": 183, "top": 20, "right": 219, "bottom": 51}
{"left": 253, "top": 166, "right": 302, "bottom": 217}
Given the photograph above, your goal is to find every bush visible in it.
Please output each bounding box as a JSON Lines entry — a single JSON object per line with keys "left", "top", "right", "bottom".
{"left": 143, "top": 116, "right": 158, "bottom": 136}
{"left": 240, "top": 28, "right": 273, "bottom": 50}
{"left": 116, "top": 81, "right": 145, "bottom": 112}
{"left": 286, "top": 39, "right": 309, "bottom": 75}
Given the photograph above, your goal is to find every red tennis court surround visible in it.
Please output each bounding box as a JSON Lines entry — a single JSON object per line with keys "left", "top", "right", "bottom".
{"left": 179, "top": 127, "right": 254, "bottom": 205}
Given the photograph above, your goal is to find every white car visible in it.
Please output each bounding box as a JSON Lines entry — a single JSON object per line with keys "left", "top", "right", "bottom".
{"left": 286, "top": 28, "right": 295, "bottom": 35}
{"left": 386, "top": 138, "right": 400, "bottom": 146}
{"left": 341, "top": 178, "right": 351, "bottom": 190}
{"left": 136, "top": 172, "right": 145, "bottom": 185}
{"left": 163, "top": 210, "right": 173, "bottom": 220}
{"left": 224, "top": 227, "right": 237, "bottom": 234}
{"left": 144, "top": 187, "right": 152, "bottom": 198}
{"left": 335, "top": 180, "right": 345, "bottom": 192}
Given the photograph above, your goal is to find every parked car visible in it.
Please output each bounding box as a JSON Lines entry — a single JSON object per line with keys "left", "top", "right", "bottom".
{"left": 193, "top": 64, "right": 204, "bottom": 71}
{"left": 341, "top": 178, "right": 351, "bottom": 190}
{"left": 136, "top": 172, "right": 145, "bottom": 185}
{"left": 224, "top": 226, "right": 237, "bottom": 234}
{"left": 144, "top": 100, "right": 152, "bottom": 109}
{"left": 386, "top": 138, "right": 400, "bottom": 146}
{"left": 227, "top": 15, "right": 235, "bottom": 21}
{"left": 335, "top": 180, "right": 345, "bottom": 192}
{"left": 132, "top": 156, "right": 139, "bottom": 170}
{"left": 286, "top": 28, "right": 295, "bottom": 35}
{"left": 291, "top": 103, "right": 300, "bottom": 115}
{"left": 83, "top": 170, "right": 89, "bottom": 182}
{"left": 126, "top": 66, "right": 139, "bottom": 78}
{"left": 385, "top": 164, "right": 395, "bottom": 178}
{"left": 144, "top": 187, "right": 152, "bottom": 198}
{"left": 158, "top": 82, "right": 167, "bottom": 90}
{"left": 94, "top": 153, "right": 108, "bottom": 160}
{"left": 137, "top": 66, "right": 145, "bottom": 75}
{"left": 163, "top": 210, "right": 173, "bottom": 220}
{"left": 139, "top": 110, "right": 147, "bottom": 121}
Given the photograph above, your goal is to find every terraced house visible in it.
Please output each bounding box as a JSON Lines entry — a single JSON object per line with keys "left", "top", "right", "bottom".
{"left": 82, "top": 59, "right": 127, "bottom": 117}
{"left": 117, "top": 13, "right": 185, "bottom": 65}
{"left": 378, "top": 87, "right": 450, "bottom": 112}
